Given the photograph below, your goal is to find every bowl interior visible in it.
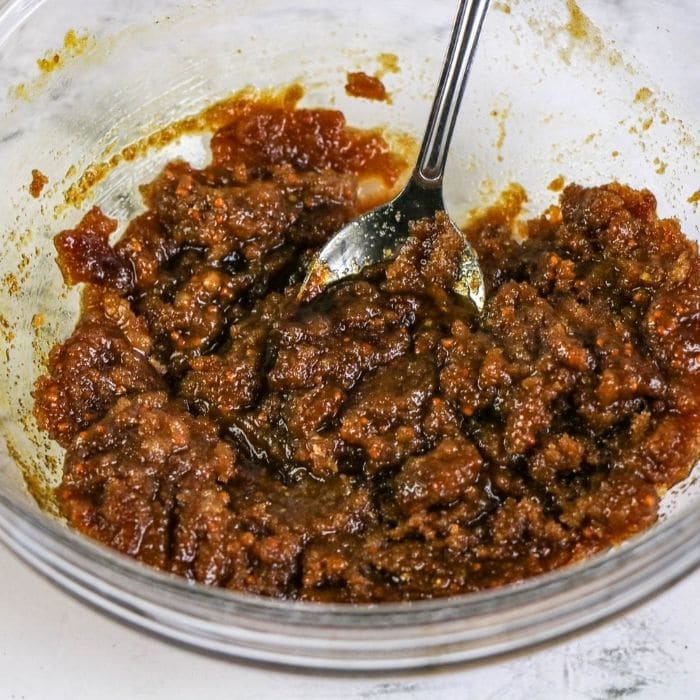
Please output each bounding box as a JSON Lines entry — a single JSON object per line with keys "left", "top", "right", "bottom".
{"left": 0, "top": 0, "right": 698, "bottom": 609}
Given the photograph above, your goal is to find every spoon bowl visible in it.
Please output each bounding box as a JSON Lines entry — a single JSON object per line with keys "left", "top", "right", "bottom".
{"left": 298, "top": 0, "right": 491, "bottom": 309}
{"left": 299, "top": 176, "right": 485, "bottom": 308}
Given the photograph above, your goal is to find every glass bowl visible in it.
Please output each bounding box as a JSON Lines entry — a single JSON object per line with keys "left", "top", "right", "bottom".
{"left": 0, "top": 0, "right": 698, "bottom": 671}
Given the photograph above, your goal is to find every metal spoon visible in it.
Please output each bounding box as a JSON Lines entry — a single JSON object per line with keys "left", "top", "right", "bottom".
{"left": 299, "top": 0, "right": 491, "bottom": 309}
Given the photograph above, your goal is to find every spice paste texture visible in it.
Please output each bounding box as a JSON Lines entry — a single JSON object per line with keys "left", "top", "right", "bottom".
{"left": 34, "top": 99, "right": 700, "bottom": 602}
{"left": 345, "top": 71, "right": 390, "bottom": 102}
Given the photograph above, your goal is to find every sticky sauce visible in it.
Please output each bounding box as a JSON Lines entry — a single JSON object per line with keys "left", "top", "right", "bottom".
{"left": 29, "top": 169, "right": 48, "bottom": 198}
{"left": 60, "top": 84, "right": 411, "bottom": 212}
{"left": 345, "top": 71, "right": 391, "bottom": 102}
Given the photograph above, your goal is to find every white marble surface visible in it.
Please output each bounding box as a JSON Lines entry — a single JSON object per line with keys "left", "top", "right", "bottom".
{"left": 1, "top": 0, "right": 699, "bottom": 698}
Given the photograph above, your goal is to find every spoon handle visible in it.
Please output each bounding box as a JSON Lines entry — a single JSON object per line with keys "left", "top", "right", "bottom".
{"left": 414, "top": 0, "right": 491, "bottom": 187}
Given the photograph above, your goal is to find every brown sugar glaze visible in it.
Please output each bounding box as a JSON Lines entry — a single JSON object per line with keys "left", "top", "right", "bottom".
{"left": 345, "top": 71, "right": 390, "bottom": 102}
{"left": 34, "top": 97, "right": 700, "bottom": 602}
{"left": 29, "top": 168, "right": 48, "bottom": 198}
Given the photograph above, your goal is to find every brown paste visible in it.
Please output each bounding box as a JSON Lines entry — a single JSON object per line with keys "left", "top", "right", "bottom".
{"left": 29, "top": 168, "right": 48, "bottom": 198}
{"left": 33, "top": 99, "right": 700, "bottom": 602}
{"left": 345, "top": 71, "right": 390, "bottom": 102}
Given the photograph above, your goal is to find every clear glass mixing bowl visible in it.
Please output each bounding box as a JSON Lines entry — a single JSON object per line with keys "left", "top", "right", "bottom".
{"left": 0, "top": 0, "right": 698, "bottom": 671}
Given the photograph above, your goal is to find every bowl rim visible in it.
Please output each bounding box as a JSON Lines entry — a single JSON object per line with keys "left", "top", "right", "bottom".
{"left": 1, "top": 484, "right": 699, "bottom": 670}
